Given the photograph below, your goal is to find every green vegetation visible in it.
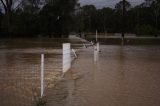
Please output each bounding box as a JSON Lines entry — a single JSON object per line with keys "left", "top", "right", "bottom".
{"left": 135, "top": 25, "right": 158, "bottom": 36}
{"left": 0, "top": 0, "right": 160, "bottom": 38}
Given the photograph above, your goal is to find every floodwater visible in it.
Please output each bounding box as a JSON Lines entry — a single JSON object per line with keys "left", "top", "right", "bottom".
{"left": 47, "top": 45, "right": 160, "bottom": 106}
{"left": 0, "top": 38, "right": 84, "bottom": 106}
{"left": 1, "top": 37, "right": 160, "bottom": 106}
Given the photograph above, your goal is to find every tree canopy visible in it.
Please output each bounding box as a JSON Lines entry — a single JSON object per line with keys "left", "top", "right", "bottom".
{"left": 0, "top": 0, "right": 160, "bottom": 38}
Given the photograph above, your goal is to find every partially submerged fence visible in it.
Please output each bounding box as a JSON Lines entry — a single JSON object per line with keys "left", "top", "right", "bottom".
{"left": 94, "top": 42, "right": 100, "bottom": 62}
{"left": 0, "top": 38, "right": 99, "bottom": 106}
{"left": 0, "top": 43, "right": 77, "bottom": 106}
{"left": 63, "top": 43, "right": 71, "bottom": 73}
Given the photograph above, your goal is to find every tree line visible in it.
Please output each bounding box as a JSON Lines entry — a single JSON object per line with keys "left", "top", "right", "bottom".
{"left": 0, "top": 0, "right": 160, "bottom": 38}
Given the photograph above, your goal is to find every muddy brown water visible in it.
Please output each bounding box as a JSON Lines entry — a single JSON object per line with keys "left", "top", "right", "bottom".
{"left": 46, "top": 45, "right": 160, "bottom": 106}
{"left": 0, "top": 38, "right": 84, "bottom": 106}
{"left": 1, "top": 38, "right": 160, "bottom": 106}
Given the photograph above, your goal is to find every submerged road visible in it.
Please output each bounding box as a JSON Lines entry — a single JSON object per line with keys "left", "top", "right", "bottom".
{"left": 46, "top": 39, "right": 160, "bottom": 106}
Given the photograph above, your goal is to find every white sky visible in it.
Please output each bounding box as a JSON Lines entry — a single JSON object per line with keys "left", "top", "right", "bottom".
{"left": 79, "top": 0, "right": 145, "bottom": 8}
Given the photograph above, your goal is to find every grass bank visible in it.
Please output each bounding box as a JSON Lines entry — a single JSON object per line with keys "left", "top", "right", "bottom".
{"left": 86, "top": 37, "right": 160, "bottom": 45}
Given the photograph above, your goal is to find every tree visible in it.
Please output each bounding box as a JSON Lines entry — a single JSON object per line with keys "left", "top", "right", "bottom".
{"left": 21, "top": 0, "right": 40, "bottom": 14}
{"left": 151, "top": 0, "right": 160, "bottom": 36}
{"left": 0, "top": 0, "right": 13, "bottom": 15}
{"left": 80, "top": 5, "right": 97, "bottom": 32}
{"left": 145, "top": 0, "right": 154, "bottom": 6}
{"left": 115, "top": 0, "right": 131, "bottom": 45}
{"left": 115, "top": 0, "right": 131, "bottom": 11}
{"left": 0, "top": 9, "right": 2, "bottom": 36}
{"left": 0, "top": 0, "right": 23, "bottom": 37}
{"left": 11, "top": 0, "right": 41, "bottom": 37}
{"left": 0, "top": 0, "right": 13, "bottom": 36}
{"left": 98, "top": 8, "right": 114, "bottom": 33}
{"left": 73, "top": 4, "right": 85, "bottom": 34}
{"left": 39, "top": 0, "right": 78, "bottom": 37}
{"left": 143, "top": 0, "right": 160, "bottom": 36}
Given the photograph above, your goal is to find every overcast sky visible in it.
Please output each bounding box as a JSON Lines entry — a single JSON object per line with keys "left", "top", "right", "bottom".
{"left": 79, "top": 0, "right": 145, "bottom": 8}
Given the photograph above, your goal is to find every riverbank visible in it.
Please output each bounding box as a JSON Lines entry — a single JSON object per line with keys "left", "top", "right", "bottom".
{"left": 86, "top": 36, "right": 160, "bottom": 45}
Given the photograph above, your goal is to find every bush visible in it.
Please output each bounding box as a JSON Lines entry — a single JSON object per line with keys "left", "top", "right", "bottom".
{"left": 135, "top": 25, "right": 157, "bottom": 36}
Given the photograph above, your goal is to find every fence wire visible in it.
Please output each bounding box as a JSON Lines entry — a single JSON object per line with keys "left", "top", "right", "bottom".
{"left": 0, "top": 52, "right": 62, "bottom": 106}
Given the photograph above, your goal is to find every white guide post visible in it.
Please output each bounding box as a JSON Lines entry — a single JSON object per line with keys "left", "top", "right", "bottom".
{"left": 97, "top": 42, "right": 99, "bottom": 52}
{"left": 63, "top": 43, "right": 71, "bottom": 73}
{"left": 41, "top": 54, "right": 44, "bottom": 97}
{"left": 94, "top": 45, "right": 98, "bottom": 62}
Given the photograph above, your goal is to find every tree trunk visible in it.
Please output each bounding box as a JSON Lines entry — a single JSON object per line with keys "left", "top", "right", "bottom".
{"left": 0, "top": 0, "right": 12, "bottom": 37}
{"left": 121, "top": 0, "right": 126, "bottom": 45}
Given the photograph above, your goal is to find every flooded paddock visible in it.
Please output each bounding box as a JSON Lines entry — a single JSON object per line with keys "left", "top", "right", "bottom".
{"left": 48, "top": 45, "right": 160, "bottom": 106}
{"left": 0, "top": 38, "right": 84, "bottom": 106}
{"left": 1, "top": 37, "right": 160, "bottom": 106}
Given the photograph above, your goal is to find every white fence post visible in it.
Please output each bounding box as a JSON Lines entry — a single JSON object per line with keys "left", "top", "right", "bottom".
{"left": 41, "top": 54, "right": 44, "bottom": 97}
{"left": 94, "top": 42, "right": 100, "bottom": 62}
{"left": 94, "top": 45, "right": 98, "bottom": 62}
{"left": 63, "top": 43, "right": 71, "bottom": 73}
{"left": 97, "top": 42, "right": 99, "bottom": 52}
